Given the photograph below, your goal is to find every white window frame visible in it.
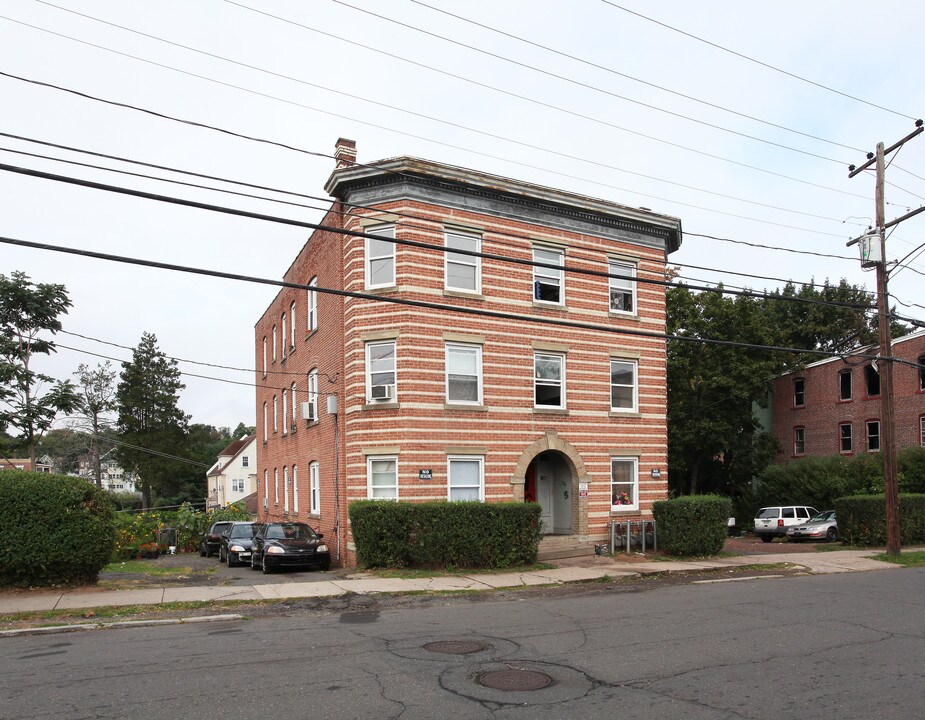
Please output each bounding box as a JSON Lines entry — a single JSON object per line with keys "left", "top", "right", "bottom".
{"left": 533, "top": 246, "right": 564, "bottom": 304}
{"left": 840, "top": 423, "right": 852, "bottom": 453}
{"left": 281, "top": 314, "right": 287, "bottom": 359}
{"left": 307, "top": 276, "right": 318, "bottom": 332}
{"left": 866, "top": 420, "right": 880, "bottom": 452}
{"left": 610, "top": 457, "right": 639, "bottom": 511}
{"left": 366, "top": 341, "right": 396, "bottom": 403}
{"left": 920, "top": 416, "right": 925, "bottom": 447}
{"left": 273, "top": 395, "right": 278, "bottom": 433}
{"left": 367, "top": 455, "right": 398, "bottom": 500}
{"left": 283, "top": 466, "right": 290, "bottom": 512}
{"left": 291, "top": 383, "right": 298, "bottom": 425}
{"left": 308, "top": 368, "right": 319, "bottom": 411}
{"left": 262, "top": 337, "right": 267, "bottom": 377}
{"left": 274, "top": 467, "right": 279, "bottom": 505}
{"left": 289, "top": 301, "right": 296, "bottom": 348}
{"left": 264, "top": 469, "right": 268, "bottom": 503}
{"left": 447, "top": 455, "right": 484, "bottom": 502}
{"left": 444, "top": 230, "right": 481, "bottom": 293}
{"left": 365, "top": 225, "right": 396, "bottom": 289}
{"left": 608, "top": 260, "right": 636, "bottom": 314}
{"left": 282, "top": 390, "right": 288, "bottom": 435}
{"left": 310, "top": 461, "right": 320, "bottom": 514}
{"left": 445, "top": 343, "right": 483, "bottom": 405}
{"left": 242, "top": 455, "right": 249, "bottom": 468}
{"left": 793, "top": 427, "right": 805, "bottom": 455}
{"left": 272, "top": 325, "right": 277, "bottom": 361}
{"left": 610, "top": 359, "right": 638, "bottom": 412}
{"left": 292, "top": 465, "right": 299, "bottom": 514}
{"left": 232, "top": 478, "right": 245, "bottom": 493}
{"left": 534, "top": 352, "right": 565, "bottom": 408}
{"left": 263, "top": 402, "right": 268, "bottom": 442}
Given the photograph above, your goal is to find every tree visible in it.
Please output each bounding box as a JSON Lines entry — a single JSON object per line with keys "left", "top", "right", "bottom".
{"left": 72, "top": 362, "right": 117, "bottom": 488}
{"left": 0, "top": 271, "right": 80, "bottom": 467}
{"left": 116, "top": 332, "right": 189, "bottom": 509}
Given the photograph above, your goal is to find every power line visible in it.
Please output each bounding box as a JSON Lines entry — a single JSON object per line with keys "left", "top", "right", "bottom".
{"left": 0, "top": 234, "right": 883, "bottom": 362}
{"left": 685, "top": 232, "right": 856, "bottom": 262}
{"left": 598, "top": 0, "right": 918, "bottom": 121}
{"left": 408, "top": 0, "right": 864, "bottom": 154}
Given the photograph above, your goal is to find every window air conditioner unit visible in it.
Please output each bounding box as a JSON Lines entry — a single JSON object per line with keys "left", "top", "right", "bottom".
{"left": 370, "top": 384, "right": 393, "bottom": 400}
{"left": 301, "top": 401, "right": 316, "bottom": 421}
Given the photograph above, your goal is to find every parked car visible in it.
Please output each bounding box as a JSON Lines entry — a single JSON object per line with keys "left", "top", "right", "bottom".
{"left": 250, "top": 522, "right": 330, "bottom": 573}
{"left": 199, "top": 520, "right": 234, "bottom": 557}
{"left": 787, "top": 510, "right": 838, "bottom": 543}
{"left": 753, "top": 506, "right": 818, "bottom": 542}
{"left": 219, "top": 522, "right": 256, "bottom": 566}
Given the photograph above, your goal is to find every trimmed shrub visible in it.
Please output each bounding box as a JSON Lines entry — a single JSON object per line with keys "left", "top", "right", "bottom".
{"left": 0, "top": 470, "right": 116, "bottom": 587}
{"left": 835, "top": 494, "right": 925, "bottom": 546}
{"left": 652, "top": 494, "right": 731, "bottom": 557}
{"left": 898, "top": 446, "right": 925, "bottom": 494}
{"left": 349, "top": 501, "right": 541, "bottom": 568}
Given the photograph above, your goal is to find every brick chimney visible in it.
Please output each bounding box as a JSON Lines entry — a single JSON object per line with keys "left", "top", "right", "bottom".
{"left": 334, "top": 138, "right": 357, "bottom": 170}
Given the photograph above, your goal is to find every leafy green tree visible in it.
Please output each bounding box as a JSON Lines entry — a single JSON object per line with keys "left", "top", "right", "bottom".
{"left": 72, "top": 362, "right": 117, "bottom": 487}
{"left": 116, "top": 332, "right": 189, "bottom": 509}
{"left": 160, "top": 423, "right": 233, "bottom": 508}
{"left": 0, "top": 271, "right": 80, "bottom": 467}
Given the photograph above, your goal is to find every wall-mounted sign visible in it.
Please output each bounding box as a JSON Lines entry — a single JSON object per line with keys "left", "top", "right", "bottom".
{"left": 651, "top": 469, "right": 662, "bottom": 479}
{"left": 578, "top": 482, "right": 589, "bottom": 498}
{"left": 419, "top": 469, "right": 433, "bottom": 480}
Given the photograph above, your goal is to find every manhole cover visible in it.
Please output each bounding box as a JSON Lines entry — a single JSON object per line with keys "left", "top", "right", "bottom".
{"left": 477, "top": 669, "right": 552, "bottom": 691}
{"left": 424, "top": 640, "right": 489, "bottom": 655}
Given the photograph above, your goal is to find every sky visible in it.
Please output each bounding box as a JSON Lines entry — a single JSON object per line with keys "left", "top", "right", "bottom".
{"left": 2, "top": 0, "right": 924, "bottom": 430}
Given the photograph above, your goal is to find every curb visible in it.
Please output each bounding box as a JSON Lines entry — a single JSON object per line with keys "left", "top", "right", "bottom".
{"left": 0, "top": 613, "right": 243, "bottom": 638}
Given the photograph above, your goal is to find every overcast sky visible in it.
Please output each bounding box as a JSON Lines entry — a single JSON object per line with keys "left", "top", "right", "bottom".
{"left": 2, "top": 0, "right": 923, "bottom": 431}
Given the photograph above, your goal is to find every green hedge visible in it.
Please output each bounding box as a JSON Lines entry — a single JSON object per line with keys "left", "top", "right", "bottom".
{"left": 834, "top": 494, "right": 925, "bottom": 546}
{"left": 349, "top": 501, "right": 541, "bottom": 568}
{"left": 0, "top": 470, "right": 116, "bottom": 587}
{"left": 652, "top": 494, "right": 731, "bottom": 557}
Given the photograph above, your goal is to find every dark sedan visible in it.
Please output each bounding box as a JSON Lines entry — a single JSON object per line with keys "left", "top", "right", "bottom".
{"left": 199, "top": 521, "right": 234, "bottom": 558}
{"left": 250, "top": 522, "right": 330, "bottom": 573}
{"left": 219, "top": 522, "right": 256, "bottom": 567}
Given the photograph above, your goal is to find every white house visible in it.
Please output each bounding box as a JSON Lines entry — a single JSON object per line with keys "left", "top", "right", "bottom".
{"left": 206, "top": 434, "right": 258, "bottom": 510}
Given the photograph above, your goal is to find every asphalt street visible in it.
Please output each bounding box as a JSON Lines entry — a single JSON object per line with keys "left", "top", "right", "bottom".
{"left": 2, "top": 567, "right": 923, "bottom": 719}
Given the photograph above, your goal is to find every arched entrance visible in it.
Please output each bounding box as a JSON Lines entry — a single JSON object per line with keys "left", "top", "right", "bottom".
{"left": 525, "top": 451, "right": 573, "bottom": 534}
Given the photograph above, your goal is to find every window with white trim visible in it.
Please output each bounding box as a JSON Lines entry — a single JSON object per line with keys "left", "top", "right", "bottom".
{"left": 867, "top": 421, "right": 880, "bottom": 452}
{"left": 793, "top": 427, "right": 805, "bottom": 455}
{"left": 448, "top": 456, "right": 484, "bottom": 501}
{"left": 264, "top": 469, "right": 268, "bottom": 504}
{"left": 534, "top": 353, "right": 565, "bottom": 407}
{"left": 272, "top": 325, "right": 277, "bottom": 361}
{"left": 308, "top": 276, "right": 318, "bottom": 331}
{"left": 610, "top": 359, "right": 637, "bottom": 411}
{"left": 794, "top": 378, "right": 805, "bottom": 407}
{"left": 445, "top": 230, "right": 480, "bottom": 293}
{"left": 310, "top": 461, "right": 320, "bottom": 514}
{"left": 282, "top": 390, "right": 288, "bottom": 434}
{"left": 291, "top": 383, "right": 297, "bottom": 425}
{"left": 919, "top": 355, "right": 925, "bottom": 391}
{"left": 608, "top": 260, "right": 636, "bottom": 314}
{"left": 290, "top": 302, "right": 296, "bottom": 348}
{"left": 840, "top": 423, "right": 852, "bottom": 453}
{"left": 533, "top": 246, "right": 564, "bottom": 303}
{"left": 262, "top": 402, "right": 268, "bottom": 442}
{"left": 283, "top": 466, "right": 290, "bottom": 512}
{"left": 232, "top": 478, "right": 245, "bottom": 493}
{"left": 281, "top": 314, "right": 287, "bottom": 359}
{"left": 292, "top": 465, "right": 299, "bottom": 514}
{"left": 611, "top": 457, "right": 639, "bottom": 510}
{"left": 366, "top": 226, "right": 396, "bottom": 288}
{"left": 920, "top": 416, "right": 925, "bottom": 446}
{"left": 262, "top": 337, "right": 267, "bottom": 377}
{"left": 367, "top": 456, "right": 398, "bottom": 500}
{"left": 242, "top": 455, "right": 249, "bottom": 468}
{"left": 308, "top": 368, "right": 319, "bottom": 418}
{"left": 366, "top": 341, "right": 396, "bottom": 402}
{"left": 273, "top": 395, "right": 278, "bottom": 433}
{"left": 446, "top": 344, "right": 482, "bottom": 404}
{"left": 274, "top": 468, "right": 279, "bottom": 505}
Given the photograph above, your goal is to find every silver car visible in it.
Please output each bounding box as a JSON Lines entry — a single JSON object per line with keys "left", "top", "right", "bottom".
{"left": 786, "top": 510, "right": 838, "bottom": 543}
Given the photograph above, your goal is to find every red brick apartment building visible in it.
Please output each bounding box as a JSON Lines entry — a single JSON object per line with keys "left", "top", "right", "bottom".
{"left": 770, "top": 330, "right": 925, "bottom": 462}
{"left": 254, "top": 139, "right": 683, "bottom": 565}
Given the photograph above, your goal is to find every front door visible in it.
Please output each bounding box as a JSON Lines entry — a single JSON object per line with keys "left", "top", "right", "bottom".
{"left": 536, "top": 460, "right": 553, "bottom": 532}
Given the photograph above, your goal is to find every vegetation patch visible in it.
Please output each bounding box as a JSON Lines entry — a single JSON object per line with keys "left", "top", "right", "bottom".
{"left": 870, "top": 550, "right": 925, "bottom": 568}
{"left": 652, "top": 495, "right": 731, "bottom": 557}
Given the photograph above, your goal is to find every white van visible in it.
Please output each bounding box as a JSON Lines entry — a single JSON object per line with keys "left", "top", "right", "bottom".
{"left": 753, "top": 506, "right": 818, "bottom": 542}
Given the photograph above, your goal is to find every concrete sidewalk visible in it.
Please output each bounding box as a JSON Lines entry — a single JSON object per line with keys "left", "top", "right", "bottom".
{"left": 0, "top": 550, "right": 900, "bottom": 616}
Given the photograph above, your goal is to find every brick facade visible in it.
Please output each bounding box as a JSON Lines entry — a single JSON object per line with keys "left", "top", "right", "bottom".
{"left": 770, "top": 330, "right": 925, "bottom": 461}
{"left": 255, "top": 139, "right": 682, "bottom": 566}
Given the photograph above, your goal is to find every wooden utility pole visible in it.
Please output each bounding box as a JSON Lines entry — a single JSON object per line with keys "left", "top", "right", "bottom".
{"left": 848, "top": 120, "right": 923, "bottom": 556}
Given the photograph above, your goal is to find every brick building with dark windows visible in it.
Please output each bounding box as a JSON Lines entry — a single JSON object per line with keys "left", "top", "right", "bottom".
{"left": 254, "top": 138, "right": 682, "bottom": 566}
{"left": 769, "top": 329, "right": 925, "bottom": 462}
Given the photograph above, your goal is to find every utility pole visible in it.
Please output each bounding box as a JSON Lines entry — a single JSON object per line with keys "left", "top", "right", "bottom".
{"left": 847, "top": 120, "right": 923, "bottom": 556}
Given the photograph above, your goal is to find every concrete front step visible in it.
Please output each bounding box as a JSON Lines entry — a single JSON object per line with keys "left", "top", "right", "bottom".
{"left": 537, "top": 536, "right": 596, "bottom": 561}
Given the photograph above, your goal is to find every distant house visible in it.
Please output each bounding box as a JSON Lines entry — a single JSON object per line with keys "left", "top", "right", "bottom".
{"left": 0, "top": 458, "right": 52, "bottom": 472}
{"left": 769, "top": 329, "right": 925, "bottom": 461}
{"left": 206, "top": 435, "right": 258, "bottom": 510}
{"left": 76, "top": 449, "right": 138, "bottom": 492}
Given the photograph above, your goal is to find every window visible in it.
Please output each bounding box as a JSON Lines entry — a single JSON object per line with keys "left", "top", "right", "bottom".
{"left": 921, "top": 416, "right": 925, "bottom": 447}
{"left": 281, "top": 314, "right": 287, "bottom": 358}
{"left": 840, "top": 423, "right": 852, "bottom": 453}
{"left": 608, "top": 260, "right": 636, "bottom": 313}
{"left": 446, "top": 344, "right": 482, "bottom": 404}
{"left": 794, "top": 378, "right": 805, "bottom": 407}
{"left": 865, "top": 364, "right": 880, "bottom": 396}
{"left": 367, "top": 456, "right": 398, "bottom": 500}
{"left": 782, "top": 507, "right": 795, "bottom": 519}
{"left": 535, "top": 353, "right": 565, "bottom": 407}
{"left": 919, "top": 355, "right": 925, "bottom": 391}
{"left": 274, "top": 468, "right": 279, "bottom": 504}
{"left": 310, "top": 461, "right": 320, "bottom": 514}
{"left": 308, "top": 369, "right": 319, "bottom": 417}
{"left": 264, "top": 469, "right": 268, "bottom": 504}
{"left": 867, "top": 421, "right": 880, "bottom": 452}
{"left": 242, "top": 455, "right": 249, "bottom": 468}
{"left": 272, "top": 325, "right": 277, "bottom": 361}
{"left": 282, "top": 390, "right": 288, "bottom": 434}
{"left": 366, "top": 226, "right": 396, "bottom": 288}
{"left": 448, "top": 456, "right": 484, "bottom": 501}
{"left": 793, "top": 427, "right": 805, "bottom": 455}
{"left": 263, "top": 402, "right": 268, "bottom": 442}
{"left": 232, "top": 478, "right": 244, "bottom": 493}
{"left": 283, "top": 467, "right": 290, "bottom": 512}
{"left": 273, "top": 395, "right": 278, "bottom": 433}
{"left": 292, "top": 465, "right": 299, "bottom": 514}
{"left": 262, "top": 337, "right": 267, "bottom": 377}
{"left": 611, "top": 458, "right": 638, "bottom": 510}
{"left": 610, "top": 359, "right": 637, "bottom": 411}
{"left": 839, "top": 371, "right": 852, "bottom": 401}
{"left": 291, "top": 383, "right": 298, "bottom": 425}
{"left": 290, "top": 302, "right": 296, "bottom": 348}
{"left": 367, "top": 341, "right": 396, "bottom": 402}
{"left": 533, "top": 247, "right": 564, "bottom": 303}
{"left": 445, "top": 230, "right": 480, "bottom": 293}
{"left": 307, "top": 277, "right": 318, "bottom": 331}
